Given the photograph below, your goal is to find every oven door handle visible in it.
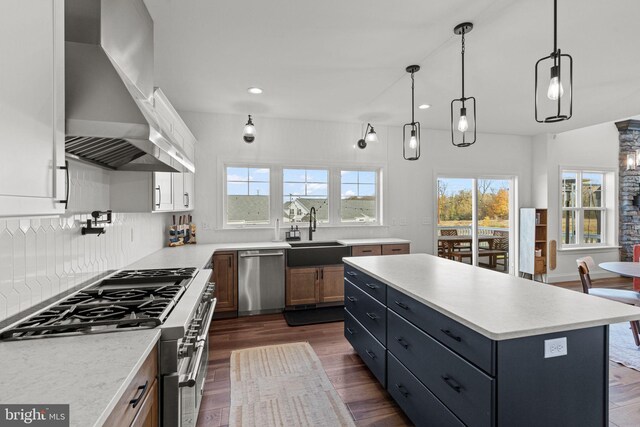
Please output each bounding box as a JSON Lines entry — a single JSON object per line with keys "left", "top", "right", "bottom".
{"left": 197, "top": 298, "right": 217, "bottom": 341}
{"left": 179, "top": 340, "right": 205, "bottom": 388}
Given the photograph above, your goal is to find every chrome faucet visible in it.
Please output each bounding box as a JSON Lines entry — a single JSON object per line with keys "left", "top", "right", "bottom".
{"left": 309, "top": 207, "right": 317, "bottom": 240}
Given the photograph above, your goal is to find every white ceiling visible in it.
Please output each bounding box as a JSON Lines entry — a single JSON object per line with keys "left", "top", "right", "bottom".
{"left": 146, "top": 0, "right": 640, "bottom": 136}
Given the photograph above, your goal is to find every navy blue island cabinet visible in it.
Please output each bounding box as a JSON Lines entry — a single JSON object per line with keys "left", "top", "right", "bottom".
{"left": 343, "top": 255, "right": 640, "bottom": 427}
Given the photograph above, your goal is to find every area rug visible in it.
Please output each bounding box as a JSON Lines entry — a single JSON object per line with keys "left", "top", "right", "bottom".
{"left": 610, "top": 322, "right": 640, "bottom": 370}
{"left": 229, "top": 342, "right": 355, "bottom": 427}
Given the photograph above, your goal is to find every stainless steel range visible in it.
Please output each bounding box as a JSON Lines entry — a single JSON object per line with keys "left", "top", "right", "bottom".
{"left": 0, "top": 266, "right": 216, "bottom": 427}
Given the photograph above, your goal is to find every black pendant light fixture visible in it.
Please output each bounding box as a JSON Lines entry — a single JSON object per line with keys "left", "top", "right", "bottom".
{"left": 451, "top": 22, "right": 476, "bottom": 148}
{"left": 242, "top": 115, "right": 256, "bottom": 143}
{"left": 403, "top": 65, "right": 421, "bottom": 161}
{"left": 357, "top": 123, "right": 378, "bottom": 149}
{"left": 535, "top": 0, "right": 573, "bottom": 123}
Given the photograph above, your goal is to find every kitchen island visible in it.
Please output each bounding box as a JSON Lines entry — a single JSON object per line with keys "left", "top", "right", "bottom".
{"left": 343, "top": 253, "right": 640, "bottom": 427}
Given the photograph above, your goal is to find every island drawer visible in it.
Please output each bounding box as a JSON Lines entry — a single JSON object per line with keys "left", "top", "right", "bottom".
{"left": 345, "top": 280, "right": 386, "bottom": 344}
{"left": 388, "top": 353, "right": 465, "bottom": 427}
{"left": 388, "top": 286, "right": 495, "bottom": 375}
{"left": 344, "top": 309, "right": 386, "bottom": 386}
{"left": 344, "top": 264, "right": 386, "bottom": 304}
{"left": 388, "top": 310, "right": 494, "bottom": 427}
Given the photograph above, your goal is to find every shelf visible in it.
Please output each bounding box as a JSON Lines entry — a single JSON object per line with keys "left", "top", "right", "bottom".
{"left": 536, "top": 224, "right": 547, "bottom": 227}
{"left": 535, "top": 240, "right": 546, "bottom": 243}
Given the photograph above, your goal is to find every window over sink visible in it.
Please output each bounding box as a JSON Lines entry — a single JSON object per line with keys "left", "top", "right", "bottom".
{"left": 283, "top": 168, "right": 329, "bottom": 224}
{"left": 225, "top": 167, "right": 271, "bottom": 225}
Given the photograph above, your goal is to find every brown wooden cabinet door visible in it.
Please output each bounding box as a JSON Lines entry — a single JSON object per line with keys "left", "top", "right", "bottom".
{"left": 319, "top": 265, "right": 344, "bottom": 303}
{"left": 352, "top": 245, "right": 382, "bottom": 256}
{"left": 382, "top": 244, "right": 410, "bottom": 255}
{"left": 286, "top": 267, "right": 319, "bottom": 306}
{"left": 130, "top": 379, "right": 158, "bottom": 427}
{"left": 211, "top": 251, "right": 237, "bottom": 313}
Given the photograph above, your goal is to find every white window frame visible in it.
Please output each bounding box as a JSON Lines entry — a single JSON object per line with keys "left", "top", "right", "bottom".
{"left": 559, "top": 168, "right": 609, "bottom": 248}
{"left": 221, "top": 161, "right": 384, "bottom": 229}
{"left": 282, "top": 167, "right": 331, "bottom": 224}
{"left": 223, "top": 164, "right": 274, "bottom": 227}
{"left": 339, "top": 168, "right": 381, "bottom": 224}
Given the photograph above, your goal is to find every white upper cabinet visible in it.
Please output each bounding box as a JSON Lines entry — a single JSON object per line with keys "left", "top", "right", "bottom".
{"left": 0, "top": 0, "right": 66, "bottom": 217}
{"left": 173, "top": 172, "right": 195, "bottom": 211}
{"left": 153, "top": 172, "right": 174, "bottom": 212}
{"left": 153, "top": 88, "right": 197, "bottom": 164}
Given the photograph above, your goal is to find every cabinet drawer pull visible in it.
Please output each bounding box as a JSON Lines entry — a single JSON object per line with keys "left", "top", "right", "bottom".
{"left": 440, "top": 329, "right": 462, "bottom": 342}
{"left": 392, "top": 248, "right": 402, "bottom": 251}
{"left": 346, "top": 296, "right": 357, "bottom": 302}
{"left": 395, "top": 383, "right": 410, "bottom": 397}
{"left": 130, "top": 380, "right": 149, "bottom": 408}
{"left": 155, "top": 186, "right": 161, "bottom": 207}
{"left": 346, "top": 327, "right": 355, "bottom": 335}
{"left": 366, "top": 312, "right": 378, "bottom": 320}
{"left": 365, "top": 349, "right": 376, "bottom": 359}
{"left": 441, "top": 375, "right": 462, "bottom": 393}
{"left": 395, "top": 337, "right": 409, "bottom": 349}
{"left": 346, "top": 271, "right": 358, "bottom": 277}
{"left": 56, "top": 161, "right": 69, "bottom": 209}
{"left": 394, "top": 300, "right": 409, "bottom": 310}
{"left": 362, "top": 250, "right": 372, "bottom": 253}
{"left": 365, "top": 283, "right": 379, "bottom": 290}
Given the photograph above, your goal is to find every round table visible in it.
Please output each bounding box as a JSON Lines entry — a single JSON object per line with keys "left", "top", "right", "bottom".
{"left": 599, "top": 262, "right": 640, "bottom": 278}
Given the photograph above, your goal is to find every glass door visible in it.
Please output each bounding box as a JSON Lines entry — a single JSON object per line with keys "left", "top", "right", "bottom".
{"left": 437, "top": 176, "right": 514, "bottom": 275}
{"left": 476, "top": 179, "right": 511, "bottom": 274}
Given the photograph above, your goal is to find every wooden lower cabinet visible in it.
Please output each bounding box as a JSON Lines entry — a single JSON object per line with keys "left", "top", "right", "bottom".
{"left": 382, "top": 243, "right": 410, "bottom": 255}
{"left": 286, "top": 267, "right": 319, "bottom": 306}
{"left": 104, "top": 345, "right": 158, "bottom": 427}
{"left": 130, "top": 379, "right": 158, "bottom": 427}
{"left": 286, "top": 265, "right": 344, "bottom": 306}
{"left": 320, "top": 265, "right": 344, "bottom": 303}
{"left": 211, "top": 251, "right": 238, "bottom": 318}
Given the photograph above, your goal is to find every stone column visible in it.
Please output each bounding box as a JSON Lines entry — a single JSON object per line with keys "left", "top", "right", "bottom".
{"left": 616, "top": 119, "right": 640, "bottom": 261}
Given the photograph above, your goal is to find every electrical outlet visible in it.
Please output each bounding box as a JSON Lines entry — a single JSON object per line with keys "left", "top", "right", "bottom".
{"left": 202, "top": 222, "right": 212, "bottom": 230}
{"left": 544, "top": 337, "right": 567, "bottom": 358}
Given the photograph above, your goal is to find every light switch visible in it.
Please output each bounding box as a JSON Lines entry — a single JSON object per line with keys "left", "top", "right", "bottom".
{"left": 544, "top": 337, "right": 567, "bottom": 358}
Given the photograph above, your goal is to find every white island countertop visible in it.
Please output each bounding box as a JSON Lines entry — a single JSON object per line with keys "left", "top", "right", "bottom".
{"left": 0, "top": 329, "right": 160, "bottom": 427}
{"left": 344, "top": 253, "right": 640, "bottom": 340}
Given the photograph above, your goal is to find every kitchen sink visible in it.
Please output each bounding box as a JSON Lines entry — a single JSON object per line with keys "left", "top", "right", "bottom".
{"left": 288, "top": 241, "right": 344, "bottom": 248}
{"left": 287, "top": 241, "right": 350, "bottom": 267}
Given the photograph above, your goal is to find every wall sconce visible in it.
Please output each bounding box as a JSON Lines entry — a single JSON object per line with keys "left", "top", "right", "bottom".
{"left": 357, "top": 123, "right": 378, "bottom": 149}
{"left": 243, "top": 115, "right": 256, "bottom": 143}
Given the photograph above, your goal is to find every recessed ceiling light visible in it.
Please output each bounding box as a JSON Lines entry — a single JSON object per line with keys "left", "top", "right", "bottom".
{"left": 419, "top": 104, "right": 431, "bottom": 109}
{"left": 247, "top": 87, "right": 263, "bottom": 94}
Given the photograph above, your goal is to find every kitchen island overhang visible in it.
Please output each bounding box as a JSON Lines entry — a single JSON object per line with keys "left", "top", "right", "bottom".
{"left": 343, "top": 253, "right": 640, "bottom": 427}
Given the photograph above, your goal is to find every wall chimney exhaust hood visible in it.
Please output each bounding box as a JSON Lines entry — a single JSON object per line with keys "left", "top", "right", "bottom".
{"left": 64, "top": 0, "right": 194, "bottom": 173}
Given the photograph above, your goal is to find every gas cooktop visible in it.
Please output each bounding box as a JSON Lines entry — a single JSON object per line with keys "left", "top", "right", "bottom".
{"left": 0, "top": 267, "right": 198, "bottom": 340}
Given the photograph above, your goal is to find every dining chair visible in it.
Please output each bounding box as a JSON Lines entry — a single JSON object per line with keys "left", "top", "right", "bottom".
{"left": 577, "top": 261, "right": 640, "bottom": 346}
{"left": 634, "top": 245, "right": 640, "bottom": 291}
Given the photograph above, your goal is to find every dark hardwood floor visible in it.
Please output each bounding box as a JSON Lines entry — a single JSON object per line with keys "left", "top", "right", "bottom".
{"left": 199, "top": 276, "right": 640, "bottom": 427}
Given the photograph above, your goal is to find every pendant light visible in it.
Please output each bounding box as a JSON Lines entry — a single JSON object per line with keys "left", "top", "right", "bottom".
{"left": 357, "top": 123, "right": 378, "bottom": 149}
{"left": 451, "top": 22, "right": 476, "bottom": 147}
{"left": 403, "top": 65, "right": 421, "bottom": 161}
{"left": 242, "top": 115, "right": 256, "bottom": 143}
{"left": 535, "top": 0, "right": 573, "bottom": 123}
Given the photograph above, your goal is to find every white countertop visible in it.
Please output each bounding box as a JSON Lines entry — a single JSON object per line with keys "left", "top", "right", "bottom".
{"left": 344, "top": 253, "right": 640, "bottom": 340}
{"left": 128, "top": 238, "right": 411, "bottom": 270}
{"left": 337, "top": 238, "right": 411, "bottom": 246}
{"left": 0, "top": 329, "right": 160, "bottom": 427}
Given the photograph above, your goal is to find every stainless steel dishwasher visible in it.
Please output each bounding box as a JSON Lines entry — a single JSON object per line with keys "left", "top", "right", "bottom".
{"left": 238, "top": 249, "right": 285, "bottom": 316}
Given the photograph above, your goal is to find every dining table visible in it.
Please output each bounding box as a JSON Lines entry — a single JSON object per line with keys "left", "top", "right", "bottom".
{"left": 599, "top": 262, "right": 640, "bottom": 278}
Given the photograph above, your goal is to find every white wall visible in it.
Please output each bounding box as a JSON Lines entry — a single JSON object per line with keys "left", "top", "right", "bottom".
{"left": 0, "top": 161, "right": 169, "bottom": 322}
{"left": 534, "top": 121, "right": 621, "bottom": 282}
{"left": 181, "top": 111, "right": 533, "bottom": 255}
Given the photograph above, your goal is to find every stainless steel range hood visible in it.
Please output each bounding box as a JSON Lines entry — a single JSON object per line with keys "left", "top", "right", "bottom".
{"left": 64, "top": 0, "right": 194, "bottom": 173}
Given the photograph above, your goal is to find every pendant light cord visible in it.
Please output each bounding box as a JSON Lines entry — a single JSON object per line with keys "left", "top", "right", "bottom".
{"left": 461, "top": 29, "right": 466, "bottom": 102}
{"left": 553, "top": 0, "right": 558, "bottom": 54}
{"left": 411, "top": 71, "right": 415, "bottom": 124}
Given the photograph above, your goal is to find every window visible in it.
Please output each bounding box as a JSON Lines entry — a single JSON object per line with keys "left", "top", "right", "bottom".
{"left": 226, "top": 167, "right": 270, "bottom": 225}
{"left": 283, "top": 169, "right": 329, "bottom": 223}
{"left": 561, "top": 170, "right": 605, "bottom": 246}
{"left": 340, "top": 170, "right": 378, "bottom": 222}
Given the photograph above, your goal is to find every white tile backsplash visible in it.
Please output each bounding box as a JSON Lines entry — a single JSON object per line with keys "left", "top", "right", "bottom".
{"left": 0, "top": 161, "right": 169, "bottom": 322}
